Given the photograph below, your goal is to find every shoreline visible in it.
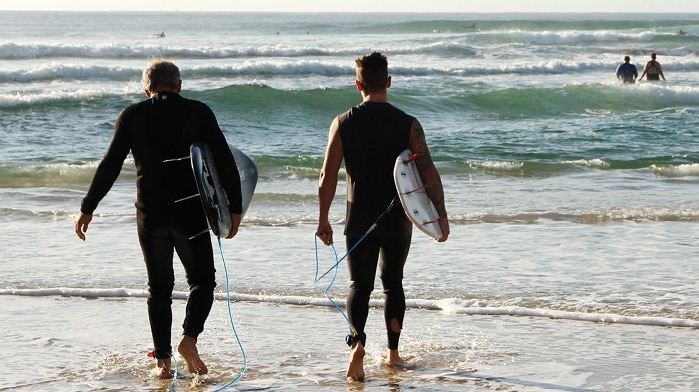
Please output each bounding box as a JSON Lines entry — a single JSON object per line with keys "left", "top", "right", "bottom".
{"left": 2, "top": 295, "right": 698, "bottom": 391}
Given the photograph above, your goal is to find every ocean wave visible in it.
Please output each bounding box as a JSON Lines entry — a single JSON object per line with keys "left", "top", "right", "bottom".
{"left": 458, "top": 158, "right": 699, "bottom": 177}
{"left": 2, "top": 21, "right": 697, "bottom": 60}
{"left": 426, "top": 298, "right": 699, "bottom": 328}
{"left": 477, "top": 29, "right": 666, "bottom": 46}
{"left": 0, "top": 61, "right": 352, "bottom": 83}
{"left": 0, "top": 42, "right": 352, "bottom": 60}
{"left": 2, "top": 154, "right": 697, "bottom": 189}
{"left": 448, "top": 209, "right": 699, "bottom": 224}
{"left": 461, "top": 84, "right": 699, "bottom": 119}
{"left": 0, "top": 160, "right": 133, "bottom": 187}
{"left": 651, "top": 162, "right": 699, "bottom": 177}
{"left": 5, "top": 57, "right": 699, "bottom": 84}
{"left": 3, "top": 204, "right": 699, "bottom": 226}
{"left": 0, "top": 41, "right": 472, "bottom": 61}
{"left": 2, "top": 287, "right": 696, "bottom": 328}
{"left": 3, "top": 80, "right": 699, "bottom": 120}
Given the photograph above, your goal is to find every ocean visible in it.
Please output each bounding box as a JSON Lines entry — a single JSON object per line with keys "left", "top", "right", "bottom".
{"left": 1, "top": 11, "right": 699, "bottom": 391}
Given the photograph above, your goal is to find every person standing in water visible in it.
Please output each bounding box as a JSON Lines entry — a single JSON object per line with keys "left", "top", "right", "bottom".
{"left": 316, "top": 51, "right": 449, "bottom": 381}
{"left": 616, "top": 56, "right": 638, "bottom": 84}
{"left": 639, "top": 52, "right": 666, "bottom": 81}
{"left": 74, "top": 59, "right": 242, "bottom": 379}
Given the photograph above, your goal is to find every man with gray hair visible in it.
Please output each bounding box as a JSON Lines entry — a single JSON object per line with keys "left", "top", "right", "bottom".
{"left": 75, "top": 59, "right": 242, "bottom": 378}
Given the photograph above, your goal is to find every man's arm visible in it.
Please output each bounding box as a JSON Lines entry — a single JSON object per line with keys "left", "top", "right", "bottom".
{"left": 317, "top": 117, "right": 343, "bottom": 246}
{"left": 639, "top": 61, "right": 649, "bottom": 80}
{"left": 76, "top": 113, "right": 132, "bottom": 240}
{"left": 409, "top": 119, "right": 450, "bottom": 242}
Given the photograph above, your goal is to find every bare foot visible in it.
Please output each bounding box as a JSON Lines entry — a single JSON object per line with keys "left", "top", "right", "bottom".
{"left": 155, "top": 357, "right": 173, "bottom": 379}
{"left": 386, "top": 349, "right": 414, "bottom": 369}
{"left": 346, "top": 341, "right": 366, "bottom": 381}
{"left": 177, "top": 335, "right": 208, "bottom": 375}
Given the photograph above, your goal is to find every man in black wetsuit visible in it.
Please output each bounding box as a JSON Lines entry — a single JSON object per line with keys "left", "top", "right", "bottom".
{"left": 74, "top": 60, "right": 242, "bottom": 379}
{"left": 316, "top": 52, "right": 449, "bottom": 381}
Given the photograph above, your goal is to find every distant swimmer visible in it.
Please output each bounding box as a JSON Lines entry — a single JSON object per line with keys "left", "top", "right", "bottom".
{"left": 678, "top": 29, "right": 687, "bottom": 36}
{"left": 615, "top": 56, "right": 638, "bottom": 84}
{"left": 154, "top": 30, "right": 165, "bottom": 38}
{"left": 639, "top": 52, "right": 666, "bottom": 81}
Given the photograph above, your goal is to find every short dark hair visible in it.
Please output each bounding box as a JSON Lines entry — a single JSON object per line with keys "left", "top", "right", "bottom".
{"left": 355, "top": 52, "right": 388, "bottom": 94}
{"left": 142, "top": 59, "right": 180, "bottom": 92}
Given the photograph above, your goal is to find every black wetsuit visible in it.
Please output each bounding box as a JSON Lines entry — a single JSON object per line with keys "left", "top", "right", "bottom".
{"left": 337, "top": 101, "right": 414, "bottom": 349}
{"left": 616, "top": 62, "right": 638, "bottom": 83}
{"left": 81, "top": 91, "right": 242, "bottom": 359}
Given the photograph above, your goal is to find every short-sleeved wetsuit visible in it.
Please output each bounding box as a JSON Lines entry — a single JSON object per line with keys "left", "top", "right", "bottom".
{"left": 81, "top": 91, "right": 242, "bottom": 359}
{"left": 337, "top": 101, "right": 414, "bottom": 349}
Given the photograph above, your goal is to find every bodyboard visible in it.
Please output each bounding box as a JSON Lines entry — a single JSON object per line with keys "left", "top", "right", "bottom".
{"left": 191, "top": 142, "right": 257, "bottom": 237}
{"left": 393, "top": 149, "right": 443, "bottom": 240}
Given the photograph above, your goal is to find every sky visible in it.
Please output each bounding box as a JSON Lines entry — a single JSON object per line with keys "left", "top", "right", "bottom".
{"left": 1, "top": 0, "right": 698, "bottom": 13}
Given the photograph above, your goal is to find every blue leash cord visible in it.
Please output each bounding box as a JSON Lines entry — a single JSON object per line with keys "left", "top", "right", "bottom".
{"left": 315, "top": 197, "right": 397, "bottom": 283}
{"left": 313, "top": 198, "right": 397, "bottom": 335}
{"left": 167, "top": 236, "right": 247, "bottom": 390}
{"left": 314, "top": 229, "right": 372, "bottom": 283}
{"left": 166, "top": 356, "right": 179, "bottom": 392}
{"left": 213, "top": 236, "right": 248, "bottom": 391}
{"left": 314, "top": 235, "right": 354, "bottom": 330}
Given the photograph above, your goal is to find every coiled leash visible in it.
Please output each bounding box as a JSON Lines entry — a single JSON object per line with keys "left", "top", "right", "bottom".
{"left": 314, "top": 197, "right": 397, "bottom": 344}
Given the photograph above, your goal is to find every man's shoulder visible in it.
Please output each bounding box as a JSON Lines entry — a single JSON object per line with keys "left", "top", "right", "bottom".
{"left": 338, "top": 102, "right": 411, "bottom": 120}
{"left": 119, "top": 99, "right": 150, "bottom": 118}
{"left": 180, "top": 96, "right": 215, "bottom": 114}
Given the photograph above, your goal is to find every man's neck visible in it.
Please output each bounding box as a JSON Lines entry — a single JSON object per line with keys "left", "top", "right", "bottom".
{"left": 361, "top": 91, "right": 388, "bottom": 103}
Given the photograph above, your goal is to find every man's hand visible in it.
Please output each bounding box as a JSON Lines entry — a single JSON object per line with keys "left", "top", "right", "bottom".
{"left": 75, "top": 212, "right": 93, "bottom": 241}
{"left": 436, "top": 217, "right": 450, "bottom": 243}
{"left": 316, "top": 221, "right": 334, "bottom": 246}
{"left": 226, "top": 213, "right": 242, "bottom": 239}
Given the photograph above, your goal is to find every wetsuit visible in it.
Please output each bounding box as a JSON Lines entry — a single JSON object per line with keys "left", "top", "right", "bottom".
{"left": 81, "top": 91, "right": 242, "bottom": 359}
{"left": 616, "top": 62, "right": 638, "bottom": 83}
{"left": 337, "top": 101, "right": 414, "bottom": 349}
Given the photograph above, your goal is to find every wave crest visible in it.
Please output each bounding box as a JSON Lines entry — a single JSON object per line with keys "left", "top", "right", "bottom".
{"left": 3, "top": 287, "right": 696, "bottom": 328}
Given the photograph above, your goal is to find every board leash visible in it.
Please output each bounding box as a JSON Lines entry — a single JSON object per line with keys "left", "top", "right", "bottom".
{"left": 159, "top": 237, "right": 247, "bottom": 390}
{"left": 168, "top": 356, "right": 178, "bottom": 392}
{"left": 213, "top": 235, "right": 248, "bottom": 391}
{"left": 313, "top": 197, "right": 398, "bottom": 335}
{"left": 314, "top": 196, "right": 398, "bottom": 282}
{"left": 314, "top": 235, "right": 355, "bottom": 333}
{"left": 314, "top": 228, "right": 372, "bottom": 283}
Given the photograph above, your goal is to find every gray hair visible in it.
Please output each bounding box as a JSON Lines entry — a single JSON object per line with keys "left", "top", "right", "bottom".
{"left": 142, "top": 60, "right": 181, "bottom": 92}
